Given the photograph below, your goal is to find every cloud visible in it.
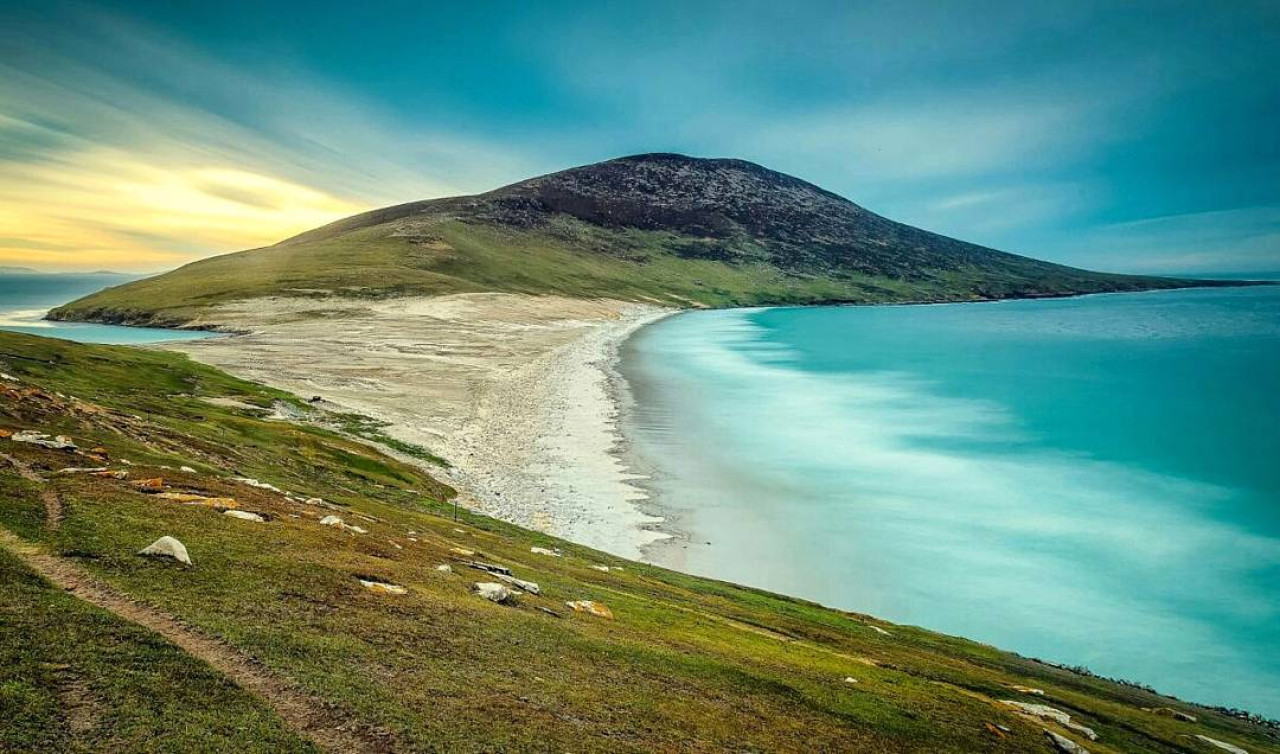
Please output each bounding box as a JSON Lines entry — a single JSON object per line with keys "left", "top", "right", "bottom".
{"left": 0, "top": 10, "right": 539, "bottom": 272}
{"left": 734, "top": 96, "right": 1100, "bottom": 183}
{"left": 1038, "top": 206, "right": 1280, "bottom": 274}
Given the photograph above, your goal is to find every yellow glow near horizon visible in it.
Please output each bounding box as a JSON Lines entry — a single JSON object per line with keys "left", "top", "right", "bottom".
{"left": 0, "top": 147, "right": 367, "bottom": 272}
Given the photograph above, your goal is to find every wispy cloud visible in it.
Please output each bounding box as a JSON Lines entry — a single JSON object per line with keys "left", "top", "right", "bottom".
{"left": 0, "top": 10, "right": 537, "bottom": 272}
{"left": 1036, "top": 206, "right": 1280, "bottom": 274}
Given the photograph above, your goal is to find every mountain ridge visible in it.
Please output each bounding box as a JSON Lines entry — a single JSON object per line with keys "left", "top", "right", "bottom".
{"left": 50, "top": 153, "right": 1246, "bottom": 327}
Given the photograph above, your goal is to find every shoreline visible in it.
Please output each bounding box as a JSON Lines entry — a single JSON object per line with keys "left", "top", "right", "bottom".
{"left": 151, "top": 293, "right": 680, "bottom": 560}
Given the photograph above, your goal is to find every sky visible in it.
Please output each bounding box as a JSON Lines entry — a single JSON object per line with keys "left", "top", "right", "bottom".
{"left": 1, "top": 0, "right": 1277, "bottom": 274}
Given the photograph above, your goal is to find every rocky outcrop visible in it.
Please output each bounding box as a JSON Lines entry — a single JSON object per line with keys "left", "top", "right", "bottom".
{"left": 360, "top": 579, "right": 408, "bottom": 595}
{"left": 11, "top": 431, "right": 76, "bottom": 450}
{"left": 1194, "top": 735, "right": 1248, "bottom": 754}
{"left": 566, "top": 600, "right": 614, "bottom": 619}
{"left": 1045, "top": 730, "right": 1089, "bottom": 754}
{"left": 1000, "top": 701, "right": 1097, "bottom": 740}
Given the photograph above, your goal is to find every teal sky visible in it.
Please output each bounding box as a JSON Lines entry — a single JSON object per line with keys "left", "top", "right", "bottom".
{"left": 2, "top": 1, "right": 1277, "bottom": 273}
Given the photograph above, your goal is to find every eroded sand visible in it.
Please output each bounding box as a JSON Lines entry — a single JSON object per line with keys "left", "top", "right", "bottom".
{"left": 163, "top": 293, "right": 674, "bottom": 558}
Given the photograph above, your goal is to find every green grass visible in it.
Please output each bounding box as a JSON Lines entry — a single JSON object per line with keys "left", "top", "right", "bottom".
{"left": 0, "top": 548, "right": 314, "bottom": 753}
{"left": 48, "top": 216, "right": 1208, "bottom": 328}
{"left": 1, "top": 330, "right": 1276, "bottom": 752}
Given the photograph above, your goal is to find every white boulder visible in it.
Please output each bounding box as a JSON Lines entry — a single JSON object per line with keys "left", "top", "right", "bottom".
{"left": 1045, "top": 730, "right": 1089, "bottom": 754}
{"left": 138, "top": 536, "right": 192, "bottom": 565}
{"left": 223, "top": 510, "right": 265, "bottom": 522}
{"left": 474, "top": 582, "right": 513, "bottom": 604}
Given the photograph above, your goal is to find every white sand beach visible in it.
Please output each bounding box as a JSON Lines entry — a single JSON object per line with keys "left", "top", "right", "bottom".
{"left": 162, "top": 293, "right": 675, "bottom": 559}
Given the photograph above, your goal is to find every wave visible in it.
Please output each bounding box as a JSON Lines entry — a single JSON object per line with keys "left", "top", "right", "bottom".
{"left": 626, "top": 301, "right": 1280, "bottom": 714}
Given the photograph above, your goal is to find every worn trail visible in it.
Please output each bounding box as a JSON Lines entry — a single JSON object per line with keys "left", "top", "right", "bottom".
{"left": 1, "top": 452, "right": 62, "bottom": 528}
{"left": 0, "top": 495, "right": 394, "bottom": 753}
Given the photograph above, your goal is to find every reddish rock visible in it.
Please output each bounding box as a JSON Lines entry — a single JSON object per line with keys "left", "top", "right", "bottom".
{"left": 133, "top": 478, "right": 164, "bottom": 493}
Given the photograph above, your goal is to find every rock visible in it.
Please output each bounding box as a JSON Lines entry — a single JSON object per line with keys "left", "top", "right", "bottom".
{"left": 466, "top": 561, "right": 512, "bottom": 576}
{"left": 235, "top": 477, "right": 282, "bottom": 493}
{"left": 89, "top": 446, "right": 109, "bottom": 456}
{"left": 537, "top": 607, "right": 563, "bottom": 618}
{"left": 565, "top": 600, "right": 614, "bottom": 619}
{"left": 869, "top": 625, "right": 891, "bottom": 636}
{"left": 1012, "top": 685, "right": 1046, "bottom": 695}
{"left": 435, "top": 564, "right": 453, "bottom": 573}
{"left": 843, "top": 677, "right": 859, "bottom": 684}
{"left": 450, "top": 547, "right": 476, "bottom": 557}
{"left": 0, "top": 429, "right": 12, "bottom": 438}
{"left": 155, "top": 492, "right": 237, "bottom": 508}
{"left": 501, "top": 576, "right": 540, "bottom": 595}
{"left": 12, "top": 431, "right": 77, "bottom": 450}
{"left": 1145, "top": 707, "right": 1197, "bottom": 723}
{"left": 1001, "top": 701, "right": 1097, "bottom": 740}
{"left": 138, "top": 536, "right": 192, "bottom": 565}
{"left": 56, "top": 467, "right": 109, "bottom": 475}
{"left": 474, "top": 582, "right": 513, "bottom": 604}
{"left": 1194, "top": 735, "right": 1248, "bottom": 754}
{"left": 319, "top": 515, "right": 365, "bottom": 534}
{"left": 223, "top": 510, "right": 265, "bottom": 522}
{"left": 92, "top": 469, "right": 129, "bottom": 479}
{"left": 132, "top": 478, "right": 164, "bottom": 493}
{"left": 984, "top": 722, "right": 1006, "bottom": 739}
{"left": 179, "top": 466, "right": 196, "bottom": 473}
{"left": 530, "top": 546, "right": 561, "bottom": 557}
{"left": 1045, "top": 730, "right": 1089, "bottom": 754}
{"left": 360, "top": 579, "right": 407, "bottom": 595}
{"left": 590, "top": 565, "right": 611, "bottom": 572}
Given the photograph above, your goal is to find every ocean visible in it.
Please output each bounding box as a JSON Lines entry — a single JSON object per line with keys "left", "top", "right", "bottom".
{"left": 621, "top": 284, "right": 1280, "bottom": 716}
{"left": 0, "top": 273, "right": 217, "bottom": 344}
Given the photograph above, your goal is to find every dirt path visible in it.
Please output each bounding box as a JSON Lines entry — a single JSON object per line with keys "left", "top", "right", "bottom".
{"left": 0, "top": 527, "right": 397, "bottom": 753}
{"left": 1, "top": 452, "right": 62, "bottom": 528}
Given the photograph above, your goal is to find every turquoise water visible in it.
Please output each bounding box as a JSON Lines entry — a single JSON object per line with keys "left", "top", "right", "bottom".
{"left": 0, "top": 273, "right": 217, "bottom": 344}
{"left": 622, "top": 285, "right": 1280, "bottom": 716}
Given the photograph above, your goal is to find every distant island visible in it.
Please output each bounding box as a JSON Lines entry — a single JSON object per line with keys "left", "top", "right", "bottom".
{"left": 0, "top": 266, "right": 128, "bottom": 276}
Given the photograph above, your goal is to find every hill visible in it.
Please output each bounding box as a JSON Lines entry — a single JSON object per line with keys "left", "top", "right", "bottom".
{"left": 49, "top": 154, "right": 1228, "bottom": 327}
{"left": 1, "top": 330, "right": 1276, "bottom": 752}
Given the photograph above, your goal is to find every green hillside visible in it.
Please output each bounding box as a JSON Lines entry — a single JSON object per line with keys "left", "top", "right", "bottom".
{"left": 50, "top": 155, "right": 1226, "bottom": 328}
{"left": 1, "top": 331, "right": 1275, "bottom": 752}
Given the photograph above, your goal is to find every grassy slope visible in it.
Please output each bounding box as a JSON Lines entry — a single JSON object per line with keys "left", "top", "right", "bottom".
{"left": 49, "top": 217, "right": 1204, "bottom": 328}
{"left": 1, "top": 331, "right": 1276, "bottom": 753}
{"left": 0, "top": 549, "right": 315, "bottom": 753}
